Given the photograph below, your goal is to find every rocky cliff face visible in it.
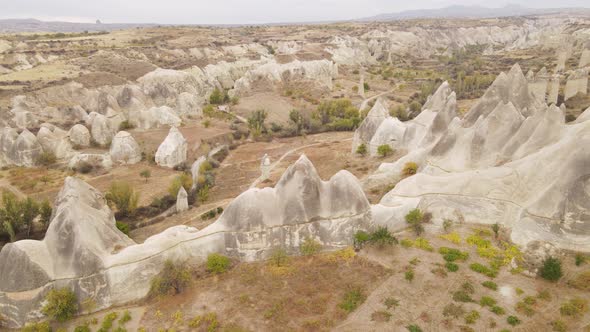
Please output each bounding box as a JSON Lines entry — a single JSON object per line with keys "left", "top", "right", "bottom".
{"left": 0, "top": 155, "right": 372, "bottom": 328}
{"left": 364, "top": 64, "right": 590, "bottom": 254}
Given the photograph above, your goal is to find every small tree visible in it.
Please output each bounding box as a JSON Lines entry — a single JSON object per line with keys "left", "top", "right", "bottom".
{"left": 37, "top": 151, "right": 57, "bottom": 167}
{"left": 491, "top": 223, "right": 500, "bottom": 239}
{"left": 197, "top": 185, "right": 209, "bottom": 203}
{"left": 377, "top": 144, "right": 393, "bottom": 157}
{"left": 356, "top": 143, "right": 367, "bottom": 156}
{"left": 140, "top": 169, "right": 151, "bottom": 183}
{"left": 539, "top": 256, "right": 562, "bottom": 282}
{"left": 0, "top": 191, "right": 19, "bottom": 242}
{"left": 405, "top": 208, "right": 425, "bottom": 235}
{"left": 105, "top": 181, "right": 139, "bottom": 217}
{"left": 42, "top": 288, "right": 78, "bottom": 322}
{"left": 289, "top": 109, "right": 304, "bottom": 135}
{"left": 270, "top": 247, "right": 288, "bottom": 267}
{"left": 248, "top": 109, "right": 267, "bottom": 137}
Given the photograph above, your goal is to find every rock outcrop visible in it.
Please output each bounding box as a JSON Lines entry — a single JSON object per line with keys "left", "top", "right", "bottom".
{"left": 109, "top": 131, "right": 142, "bottom": 164}
{"left": 564, "top": 68, "right": 588, "bottom": 100}
{"left": 36, "top": 124, "right": 74, "bottom": 160}
{"left": 68, "top": 124, "right": 91, "bottom": 147}
{"left": 365, "top": 64, "right": 590, "bottom": 254}
{"left": 128, "top": 106, "right": 182, "bottom": 130}
{"left": 90, "top": 113, "right": 116, "bottom": 146}
{"left": 176, "top": 187, "right": 189, "bottom": 213}
{"left": 155, "top": 127, "right": 187, "bottom": 168}
{"left": 0, "top": 155, "right": 372, "bottom": 328}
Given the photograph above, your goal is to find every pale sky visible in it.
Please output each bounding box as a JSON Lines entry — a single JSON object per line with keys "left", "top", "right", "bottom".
{"left": 1, "top": 0, "right": 589, "bottom": 24}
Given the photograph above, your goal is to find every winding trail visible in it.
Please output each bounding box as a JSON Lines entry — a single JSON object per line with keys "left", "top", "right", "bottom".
{"left": 248, "top": 137, "right": 353, "bottom": 189}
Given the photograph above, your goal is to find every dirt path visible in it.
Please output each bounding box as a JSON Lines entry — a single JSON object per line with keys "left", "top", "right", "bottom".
{"left": 249, "top": 137, "right": 352, "bottom": 189}
{"left": 0, "top": 178, "right": 26, "bottom": 199}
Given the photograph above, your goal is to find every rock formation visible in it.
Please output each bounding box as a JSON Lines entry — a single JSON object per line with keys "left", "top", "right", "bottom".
{"left": 351, "top": 98, "right": 390, "bottom": 155}
{"left": 363, "top": 64, "right": 590, "bottom": 255}
{"left": 68, "top": 124, "right": 91, "bottom": 147}
{"left": 90, "top": 113, "right": 116, "bottom": 146}
{"left": 109, "top": 131, "right": 142, "bottom": 164}
{"left": 128, "top": 106, "right": 182, "bottom": 130}
{"left": 0, "top": 155, "right": 372, "bottom": 328}
{"left": 155, "top": 127, "right": 187, "bottom": 168}
{"left": 176, "top": 187, "right": 189, "bottom": 213}
{"left": 36, "top": 124, "right": 74, "bottom": 160}
{"left": 68, "top": 153, "right": 113, "bottom": 171}
{"left": 564, "top": 68, "right": 588, "bottom": 100}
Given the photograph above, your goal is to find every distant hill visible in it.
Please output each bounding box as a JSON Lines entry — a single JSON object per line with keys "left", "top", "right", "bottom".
{"left": 360, "top": 4, "right": 590, "bottom": 21}
{"left": 0, "top": 18, "right": 156, "bottom": 33}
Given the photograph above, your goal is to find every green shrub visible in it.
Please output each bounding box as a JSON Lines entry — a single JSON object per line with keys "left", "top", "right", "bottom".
{"left": 119, "top": 310, "right": 131, "bottom": 325}
{"left": 369, "top": 227, "right": 398, "bottom": 247}
{"left": 405, "top": 208, "right": 425, "bottom": 235}
{"left": 481, "top": 281, "right": 497, "bottom": 291}
{"left": 490, "top": 305, "right": 505, "bottom": 315}
{"left": 523, "top": 296, "right": 537, "bottom": 305}
{"left": 377, "top": 144, "right": 393, "bottom": 157}
{"left": 100, "top": 312, "right": 118, "bottom": 331}
{"left": 354, "top": 230, "right": 370, "bottom": 248}
{"left": 209, "top": 88, "right": 227, "bottom": 105}
{"left": 116, "top": 221, "right": 129, "bottom": 235}
{"left": 439, "top": 247, "right": 469, "bottom": 262}
{"left": 405, "top": 269, "right": 415, "bottom": 282}
{"left": 206, "top": 253, "right": 230, "bottom": 274}
{"left": 149, "top": 260, "right": 192, "bottom": 296}
{"left": 506, "top": 315, "right": 521, "bottom": 326}
{"left": 168, "top": 173, "right": 193, "bottom": 197}
{"left": 21, "top": 321, "right": 52, "bottom": 332}
{"left": 406, "top": 324, "right": 423, "bottom": 332}
{"left": 41, "top": 288, "right": 78, "bottom": 322}
{"left": 480, "top": 296, "right": 496, "bottom": 307}
{"left": 356, "top": 143, "right": 367, "bottom": 156}
{"left": 446, "top": 262, "right": 459, "bottom": 272}
{"left": 469, "top": 263, "right": 498, "bottom": 278}
{"left": 105, "top": 181, "right": 139, "bottom": 217}
{"left": 539, "top": 257, "right": 562, "bottom": 281}
{"left": 338, "top": 286, "right": 365, "bottom": 312}
{"left": 197, "top": 185, "right": 209, "bottom": 203}
{"left": 464, "top": 310, "right": 480, "bottom": 324}
{"left": 74, "top": 325, "right": 91, "bottom": 332}
{"left": 560, "top": 298, "right": 588, "bottom": 317}
{"left": 300, "top": 237, "right": 322, "bottom": 255}
{"left": 402, "top": 162, "right": 418, "bottom": 176}
{"left": 551, "top": 320, "right": 567, "bottom": 332}
{"left": 188, "top": 312, "right": 219, "bottom": 330}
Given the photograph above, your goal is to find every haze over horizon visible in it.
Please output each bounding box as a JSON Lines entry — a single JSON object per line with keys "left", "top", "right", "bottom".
{"left": 2, "top": 0, "right": 590, "bottom": 25}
